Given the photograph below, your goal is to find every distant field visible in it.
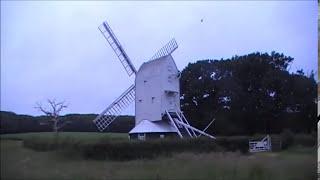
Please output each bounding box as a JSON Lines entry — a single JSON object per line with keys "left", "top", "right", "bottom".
{"left": 1, "top": 139, "right": 316, "bottom": 180}
{"left": 1, "top": 132, "right": 128, "bottom": 142}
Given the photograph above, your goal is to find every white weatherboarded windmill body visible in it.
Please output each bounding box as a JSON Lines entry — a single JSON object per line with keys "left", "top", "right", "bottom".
{"left": 93, "top": 21, "right": 215, "bottom": 140}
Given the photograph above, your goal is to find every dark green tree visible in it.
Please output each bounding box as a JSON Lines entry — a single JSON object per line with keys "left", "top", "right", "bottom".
{"left": 180, "top": 52, "right": 316, "bottom": 135}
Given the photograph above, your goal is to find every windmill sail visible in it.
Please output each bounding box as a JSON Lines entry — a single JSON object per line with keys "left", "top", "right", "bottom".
{"left": 99, "top": 21, "right": 137, "bottom": 76}
{"left": 94, "top": 84, "right": 135, "bottom": 131}
{"left": 149, "top": 38, "right": 178, "bottom": 61}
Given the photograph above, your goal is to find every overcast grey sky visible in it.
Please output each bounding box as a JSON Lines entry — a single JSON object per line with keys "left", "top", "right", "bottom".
{"left": 1, "top": 1, "right": 317, "bottom": 116}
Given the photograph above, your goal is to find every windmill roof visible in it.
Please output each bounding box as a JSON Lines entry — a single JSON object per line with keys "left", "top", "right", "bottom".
{"left": 129, "top": 120, "right": 178, "bottom": 134}
{"left": 140, "top": 55, "right": 168, "bottom": 69}
{"left": 138, "top": 54, "right": 178, "bottom": 74}
{"left": 146, "top": 54, "right": 170, "bottom": 64}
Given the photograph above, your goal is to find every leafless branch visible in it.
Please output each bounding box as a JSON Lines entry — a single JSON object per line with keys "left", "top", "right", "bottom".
{"left": 35, "top": 99, "right": 68, "bottom": 133}
{"left": 35, "top": 102, "right": 52, "bottom": 116}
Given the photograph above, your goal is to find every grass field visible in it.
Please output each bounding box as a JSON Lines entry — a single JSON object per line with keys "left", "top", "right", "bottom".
{"left": 0, "top": 132, "right": 317, "bottom": 180}
{"left": 1, "top": 132, "right": 128, "bottom": 142}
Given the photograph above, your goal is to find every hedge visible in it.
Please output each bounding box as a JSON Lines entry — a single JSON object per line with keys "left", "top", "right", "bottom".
{"left": 23, "top": 134, "right": 315, "bottom": 161}
{"left": 23, "top": 136, "right": 250, "bottom": 160}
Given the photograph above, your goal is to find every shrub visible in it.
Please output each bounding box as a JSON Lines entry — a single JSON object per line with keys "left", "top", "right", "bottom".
{"left": 293, "top": 134, "right": 316, "bottom": 147}
{"left": 81, "top": 138, "right": 224, "bottom": 160}
{"left": 280, "top": 129, "right": 294, "bottom": 149}
{"left": 215, "top": 136, "right": 249, "bottom": 153}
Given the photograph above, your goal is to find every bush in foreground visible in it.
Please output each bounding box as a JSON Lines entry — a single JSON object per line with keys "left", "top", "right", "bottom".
{"left": 22, "top": 133, "right": 316, "bottom": 161}
{"left": 23, "top": 136, "right": 250, "bottom": 160}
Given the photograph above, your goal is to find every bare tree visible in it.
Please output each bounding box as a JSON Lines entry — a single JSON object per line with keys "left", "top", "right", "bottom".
{"left": 35, "top": 99, "right": 69, "bottom": 133}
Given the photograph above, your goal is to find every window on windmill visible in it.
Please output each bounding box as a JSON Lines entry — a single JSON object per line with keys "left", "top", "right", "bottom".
{"left": 139, "top": 99, "right": 142, "bottom": 103}
{"left": 138, "top": 133, "right": 146, "bottom": 141}
{"left": 152, "top": 97, "right": 155, "bottom": 103}
{"left": 144, "top": 80, "right": 147, "bottom": 83}
{"left": 168, "top": 75, "right": 174, "bottom": 82}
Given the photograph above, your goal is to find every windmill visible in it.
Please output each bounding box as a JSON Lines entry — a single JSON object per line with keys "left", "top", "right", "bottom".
{"left": 93, "top": 20, "right": 215, "bottom": 140}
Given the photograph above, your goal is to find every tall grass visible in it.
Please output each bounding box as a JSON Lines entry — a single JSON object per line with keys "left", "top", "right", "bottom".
{"left": 2, "top": 140, "right": 315, "bottom": 180}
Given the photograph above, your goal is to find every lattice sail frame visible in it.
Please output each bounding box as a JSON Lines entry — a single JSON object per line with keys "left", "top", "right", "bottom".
{"left": 99, "top": 21, "right": 137, "bottom": 76}
{"left": 94, "top": 85, "right": 135, "bottom": 131}
{"left": 149, "top": 39, "right": 178, "bottom": 61}
{"left": 94, "top": 20, "right": 138, "bottom": 131}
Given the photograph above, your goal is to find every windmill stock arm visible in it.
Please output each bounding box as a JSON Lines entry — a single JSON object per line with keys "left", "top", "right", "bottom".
{"left": 99, "top": 21, "right": 137, "bottom": 76}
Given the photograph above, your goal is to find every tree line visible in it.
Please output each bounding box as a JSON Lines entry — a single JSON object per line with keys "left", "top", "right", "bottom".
{"left": 0, "top": 111, "right": 134, "bottom": 134}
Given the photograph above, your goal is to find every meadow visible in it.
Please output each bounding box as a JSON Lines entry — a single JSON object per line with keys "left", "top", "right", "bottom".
{"left": 1, "top": 132, "right": 127, "bottom": 142}
{"left": 0, "top": 132, "right": 317, "bottom": 180}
